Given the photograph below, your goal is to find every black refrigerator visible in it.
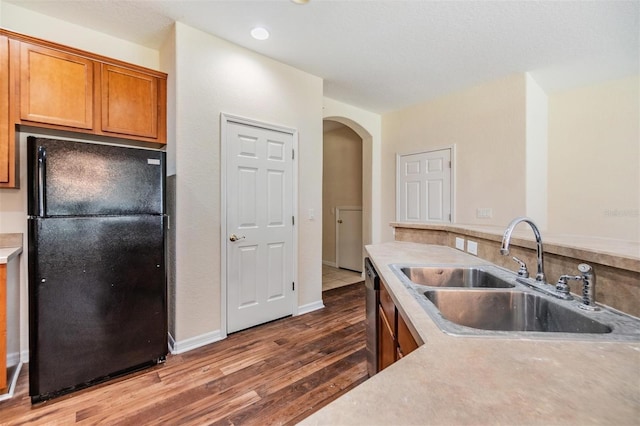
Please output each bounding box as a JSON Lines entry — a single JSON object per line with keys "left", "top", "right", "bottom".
{"left": 27, "top": 136, "right": 168, "bottom": 403}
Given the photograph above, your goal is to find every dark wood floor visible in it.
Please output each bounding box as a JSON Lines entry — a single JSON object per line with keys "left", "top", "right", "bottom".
{"left": 0, "top": 283, "right": 367, "bottom": 425}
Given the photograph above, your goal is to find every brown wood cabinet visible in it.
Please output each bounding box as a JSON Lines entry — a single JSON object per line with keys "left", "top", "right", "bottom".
{"left": 0, "top": 28, "right": 167, "bottom": 188}
{"left": 19, "top": 42, "right": 94, "bottom": 130}
{"left": 0, "top": 35, "right": 13, "bottom": 187}
{"left": 377, "top": 279, "right": 419, "bottom": 371}
{"left": 0, "top": 264, "right": 6, "bottom": 394}
{"left": 101, "top": 63, "right": 164, "bottom": 140}
{"left": 397, "top": 311, "right": 419, "bottom": 359}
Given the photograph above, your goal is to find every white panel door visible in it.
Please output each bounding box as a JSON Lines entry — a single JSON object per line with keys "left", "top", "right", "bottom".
{"left": 397, "top": 149, "right": 452, "bottom": 223}
{"left": 336, "top": 207, "right": 363, "bottom": 273}
{"left": 226, "top": 121, "right": 294, "bottom": 333}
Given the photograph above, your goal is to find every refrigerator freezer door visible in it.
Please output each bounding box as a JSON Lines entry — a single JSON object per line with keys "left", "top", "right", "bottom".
{"left": 28, "top": 137, "right": 165, "bottom": 217}
{"left": 28, "top": 215, "right": 167, "bottom": 400}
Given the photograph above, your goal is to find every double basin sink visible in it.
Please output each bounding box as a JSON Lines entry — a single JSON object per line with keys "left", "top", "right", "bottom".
{"left": 391, "top": 264, "right": 640, "bottom": 340}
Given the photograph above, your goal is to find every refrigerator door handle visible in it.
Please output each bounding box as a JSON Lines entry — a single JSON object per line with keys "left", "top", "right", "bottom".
{"left": 37, "top": 146, "right": 47, "bottom": 217}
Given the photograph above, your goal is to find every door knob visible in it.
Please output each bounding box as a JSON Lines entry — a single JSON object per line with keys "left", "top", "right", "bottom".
{"left": 229, "top": 234, "right": 246, "bottom": 242}
{"left": 337, "top": 219, "right": 343, "bottom": 224}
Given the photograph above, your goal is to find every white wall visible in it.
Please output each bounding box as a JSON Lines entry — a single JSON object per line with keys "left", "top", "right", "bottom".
{"left": 169, "top": 22, "right": 323, "bottom": 350}
{"left": 381, "top": 73, "right": 528, "bottom": 241}
{"left": 0, "top": 3, "right": 324, "bottom": 356}
{"left": 0, "top": 1, "right": 158, "bottom": 69}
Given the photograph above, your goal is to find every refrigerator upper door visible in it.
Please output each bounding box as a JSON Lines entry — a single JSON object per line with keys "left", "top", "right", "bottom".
{"left": 28, "top": 215, "right": 167, "bottom": 399}
{"left": 28, "top": 137, "right": 165, "bottom": 216}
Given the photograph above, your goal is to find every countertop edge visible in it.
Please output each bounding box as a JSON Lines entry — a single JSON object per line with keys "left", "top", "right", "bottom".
{"left": 0, "top": 246, "right": 23, "bottom": 264}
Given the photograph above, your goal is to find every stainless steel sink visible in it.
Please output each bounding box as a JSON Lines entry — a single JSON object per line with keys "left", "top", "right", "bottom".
{"left": 424, "top": 290, "right": 612, "bottom": 333}
{"left": 400, "top": 266, "right": 515, "bottom": 288}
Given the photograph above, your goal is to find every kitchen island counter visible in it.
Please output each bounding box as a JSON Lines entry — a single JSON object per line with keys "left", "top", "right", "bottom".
{"left": 300, "top": 242, "right": 640, "bottom": 425}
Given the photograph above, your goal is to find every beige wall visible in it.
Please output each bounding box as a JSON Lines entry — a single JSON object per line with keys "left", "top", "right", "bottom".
{"left": 381, "top": 73, "right": 528, "bottom": 242}
{"left": 170, "top": 23, "right": 323, "bottom": 350}
{"left": 322, "top": 125, "right": 363, "bottom": 264}
{"left": 548, "top": 75, "right": 640, "bottom": 241}
{"left": 323, "top": 97, "right": 382, "bottom": 247}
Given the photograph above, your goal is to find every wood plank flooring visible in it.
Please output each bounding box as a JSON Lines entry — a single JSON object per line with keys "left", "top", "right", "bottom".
{"left": 0, "top": 282, "right": 367, "bottom": 425}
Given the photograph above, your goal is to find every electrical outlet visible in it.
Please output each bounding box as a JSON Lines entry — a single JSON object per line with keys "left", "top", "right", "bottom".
{"left": 476, "top": 208, "right": 493, "bottom": 219}
{"left": 467, "top": 240, "right": 478, "bottom": 256}
{"left": 455, "top": 237, "right": 465, "bottom": 250}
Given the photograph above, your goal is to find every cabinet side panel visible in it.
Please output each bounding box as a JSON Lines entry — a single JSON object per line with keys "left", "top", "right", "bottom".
{"left": 0, "top": 36, "right": 9, "bottom": 184}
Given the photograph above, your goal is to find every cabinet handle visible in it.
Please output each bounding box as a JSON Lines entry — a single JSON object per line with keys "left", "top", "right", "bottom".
{"left": 37, "top": 146, "right": 47, "bottom": 217}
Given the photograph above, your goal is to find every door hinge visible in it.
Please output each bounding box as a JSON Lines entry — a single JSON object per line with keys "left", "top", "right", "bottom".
{"left": 292, "top": 216, "right": 295, "bottom": 225}
{"left": 292, "top": 282, "right": 295, "bottom": 291}
{"left": 448, "top": 161, "right": 452, "bottom": 168}
{"left": 449, "top": 213, "right": 452, "bottom": 221}
{"left": 292, "top": 149, "right": 295, "bottom": 160}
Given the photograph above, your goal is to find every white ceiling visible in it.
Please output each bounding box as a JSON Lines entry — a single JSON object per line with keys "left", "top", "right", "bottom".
{"left": 4, "top": 0, "right": 639, "bottom": 113}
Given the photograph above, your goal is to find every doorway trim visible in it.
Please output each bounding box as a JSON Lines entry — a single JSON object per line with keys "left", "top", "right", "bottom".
{"left": 335, "top": 206, "right": 363, "bottom": 272}
{"left": 220, "top": 113, "right": 299, "bottom": 338}
{"left": 396, "top": 144, "right": 456, "bottom": 223}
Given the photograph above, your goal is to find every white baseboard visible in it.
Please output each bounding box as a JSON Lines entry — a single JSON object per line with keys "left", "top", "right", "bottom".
{"left": 297, "top": 299, "right": 325, "bottom": 315}
{"left": 7, "top": 351, "right": 21, "bottom": 367}
{"left": 322, "top": 260, "right": 338, "bottom": 268}
{"left": 168, "top": 330, "right": 225, "bottom": 355}
{"left": 0, "top": 362, "right": 22, "bottom": 402}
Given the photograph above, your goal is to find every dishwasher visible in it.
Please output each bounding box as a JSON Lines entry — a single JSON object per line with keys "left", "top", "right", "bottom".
{"left": 364, "top": 257, "right": 380, "bottom": 377}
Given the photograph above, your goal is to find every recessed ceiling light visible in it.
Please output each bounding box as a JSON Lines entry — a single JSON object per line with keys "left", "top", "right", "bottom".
{"left": 291, "top": 0, "right": 310, "bottom": 4}
{"left": 251, "top": 27, "right": 270, "bottom": 41}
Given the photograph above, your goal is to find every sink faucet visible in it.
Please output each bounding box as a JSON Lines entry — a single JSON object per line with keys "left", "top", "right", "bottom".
{"left": 555, "top": 263, "right": 599, "bottom": 310}
{"left": 500, "top": 217, "right": 546, "bottom": 283}
{"left": 577, "top": 263, "right": 599, "bottom": 311}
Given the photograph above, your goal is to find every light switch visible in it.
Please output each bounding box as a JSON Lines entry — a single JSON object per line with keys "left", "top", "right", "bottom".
{"left": 308, "top": 209, "right": 315, "bottom": 220}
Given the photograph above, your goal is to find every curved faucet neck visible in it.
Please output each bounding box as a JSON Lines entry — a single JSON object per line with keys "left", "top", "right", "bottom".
{"left": 500, "top": 217, "right": 546, "bottom": 283}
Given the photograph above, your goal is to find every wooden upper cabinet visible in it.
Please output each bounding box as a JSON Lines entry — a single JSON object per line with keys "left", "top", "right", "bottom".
{"left": 0, "top": 29, "right": 167, "bottom": 188}
{"left": 19, "top": 42, "right": 94, "bottom": 130}
{"left": 101, "top": 64, "right": 158, "bottom": 139}
{"left": 0, "top": 35, "right": 10, "bottom": 186}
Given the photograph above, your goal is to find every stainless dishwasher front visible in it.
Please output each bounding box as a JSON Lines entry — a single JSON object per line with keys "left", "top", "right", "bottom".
{"left": 364, "top": 257, "right": 380, "bottom": 377}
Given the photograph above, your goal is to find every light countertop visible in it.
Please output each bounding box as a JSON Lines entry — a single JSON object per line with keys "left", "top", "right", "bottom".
{"left": 300, "top": 242, "right": 640, "bottom": 426}
{"left": 0, "top": 233, "right": 23, "bottom": 264}
{"left": 0, "top": 247, "right": 22, "bottom": 264}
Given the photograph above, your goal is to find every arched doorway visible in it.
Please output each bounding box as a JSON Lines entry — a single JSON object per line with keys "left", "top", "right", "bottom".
{"left": 322, "top": 118, "right": 372, "bottom": 291}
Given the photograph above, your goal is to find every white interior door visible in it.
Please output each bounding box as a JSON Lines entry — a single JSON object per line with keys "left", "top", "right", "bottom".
{"left": 397, "top": 148, "right": 452, "bottom": 223}
{"left": 336, "top": 207, "right": 363, "bottom": 272}
{"left": 225, "top": 119, "right": 294, "bottom": 334}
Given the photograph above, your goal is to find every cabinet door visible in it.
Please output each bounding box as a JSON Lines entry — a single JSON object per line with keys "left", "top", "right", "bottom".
{"left": 397, "top": 312, "right": 419, "bottom": 358}
{"left": 378, "top": 305, "right": 396, "bottom": 371}
{"left": 101, "top": 64, "right": 158, "bottom": 139}
{"left": 0, "top": 35, "right": 9, "bottom": 185}
{"left": 379, "top": 282, "right": 396, "bottom": 336}
{"left": 19, "top": 43, "right": 94, "bottom": 129}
